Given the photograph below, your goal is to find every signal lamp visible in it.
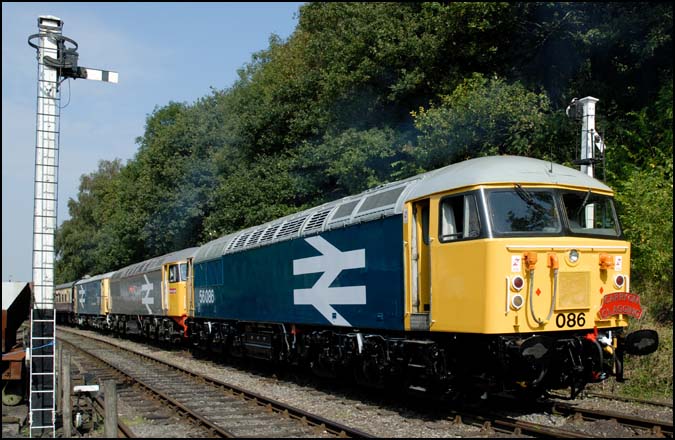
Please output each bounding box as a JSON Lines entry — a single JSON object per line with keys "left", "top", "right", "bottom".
{"left": 511, "top": 276, "right": 524, "bottom": 291}
{"left": 511, "top": 294, "right": 524, "bottom": 310}
{"left": 614, "top": 274, "right": 625, "bottom": 289}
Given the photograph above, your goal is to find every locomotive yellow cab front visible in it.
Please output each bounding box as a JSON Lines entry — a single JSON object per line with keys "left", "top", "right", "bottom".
{"left": 405, "top": 182, "right": 638, "bottom": 335}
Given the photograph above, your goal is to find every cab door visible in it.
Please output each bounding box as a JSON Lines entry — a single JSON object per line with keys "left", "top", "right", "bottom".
{"left": 184, "top": 258, "right": 194, "bottom": 317}
{"left": 164, "top": 260, "right": 193, "bottom": 317}
{"left": 410, "top": 199, "right": 433, "bottom": 329}
{"left": 429, "top": 191, "right": 483, "bottom": 332}
{"left": 164, "top": 262, "right": 182, "bottom": 316}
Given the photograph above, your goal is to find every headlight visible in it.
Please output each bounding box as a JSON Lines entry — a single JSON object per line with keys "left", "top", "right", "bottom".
{"left": 569, "top": 249, "right": 580, "bottom": 263}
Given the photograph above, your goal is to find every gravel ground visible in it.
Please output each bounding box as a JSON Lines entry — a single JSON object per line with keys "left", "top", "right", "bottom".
{"left": 69, "top": 329, "right": 672, "bottom": 438}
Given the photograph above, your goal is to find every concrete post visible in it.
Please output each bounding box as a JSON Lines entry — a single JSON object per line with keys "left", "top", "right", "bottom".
{"left": 62, "top": 353, "right": 72, "bottom": 437}
{"left": 104, "top": 380, "right": 118, "bottom": 438}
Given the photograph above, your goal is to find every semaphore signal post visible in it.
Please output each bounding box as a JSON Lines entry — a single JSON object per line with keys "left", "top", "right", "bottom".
{"left": 27, "top": 15, "right": 117, "bottom": 437}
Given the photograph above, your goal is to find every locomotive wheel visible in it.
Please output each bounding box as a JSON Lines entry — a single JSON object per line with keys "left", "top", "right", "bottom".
{"left": 2, "top": 380, "right": 25, "bottom": 406}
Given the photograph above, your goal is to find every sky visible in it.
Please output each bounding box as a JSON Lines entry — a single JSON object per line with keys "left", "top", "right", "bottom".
{"left": 2, "top": 2, "right": 305, "bottom": 282}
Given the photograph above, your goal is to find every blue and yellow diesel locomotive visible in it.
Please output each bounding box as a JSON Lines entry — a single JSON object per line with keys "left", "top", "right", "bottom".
{"left": 67, "top": 155, "right": 658, "bottom": 399}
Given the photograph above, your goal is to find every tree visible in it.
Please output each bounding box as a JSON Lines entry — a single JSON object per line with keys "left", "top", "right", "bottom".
{"left": 412, "top": 74, "right": 552, "bottom": 169}
{"left": 202, "top": 154, "right": 308, "bottom": 239}
{"left": 55, "top": 159, "right": 122, "bottom": 282}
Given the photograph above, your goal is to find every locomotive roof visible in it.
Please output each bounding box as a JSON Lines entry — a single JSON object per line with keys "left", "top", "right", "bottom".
{"left": 55, "top": 281, "right": 76, "bottom": 290}
{"left": 111, "top": 247, "right": 198, "bottom": 280}
{"left": 74, "top": 271, "right": 116, "bottom": 286}
{"left": 194, "top": 155, "right": 612, "bottom": 263}
{"left": 404, "top": 155, "right": 611, "bottom": 200}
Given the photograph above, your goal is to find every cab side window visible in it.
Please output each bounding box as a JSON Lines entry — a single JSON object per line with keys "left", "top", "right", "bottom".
{"left": 168, "top": 264, "right": 179, "bottom": 283}
{"left": 421, "top": 203, "right": 430, "bottom": 245}
{"left": 440, "top": 193, "right": 480, "bottom": 242}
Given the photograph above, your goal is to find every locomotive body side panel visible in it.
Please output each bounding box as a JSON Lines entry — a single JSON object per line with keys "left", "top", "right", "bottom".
{"left": 110, "top": 269, "right": 164, "bottom": 316}
{"left": 109, "top": 248, "right": 197, "bottom": 317}
{"left": 194, "top": 215, "right": 405, "bottom": 330}
{"left": 75, "top": 278, "right": 102, "bottom": 316}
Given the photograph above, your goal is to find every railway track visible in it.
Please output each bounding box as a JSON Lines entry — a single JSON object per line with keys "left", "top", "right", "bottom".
{"left": 57, "top": 327, "right": 373, "bottom": 438}
{"left": 402, "top": 387, "right": 673, "bottom": 438}
{"left": 67, "top": 356, "right": 216, "bottom": 438}
{"left": 57, "top": 326, "right": 672, "bottom": 438}
{"left": 457, "top": 402, "right": 672, "bottom": 438}
{"left": 550, "top": 402, "right": 673, "bottom": 437}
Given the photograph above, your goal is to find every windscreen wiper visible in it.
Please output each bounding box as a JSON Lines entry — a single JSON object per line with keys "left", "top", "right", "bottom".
{"left": 575, "top": 189, "right": 592, "bottom": 219}
{"left": 514, "top": 183, "right": 534, "bottom": 204}
{"left": 514, "top": 183, "right": 547, "bottom": 214}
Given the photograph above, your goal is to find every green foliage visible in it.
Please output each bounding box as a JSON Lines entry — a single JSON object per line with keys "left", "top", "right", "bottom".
{"left": 55, "top": 159, "right": 123, "bottom": 283}
{"left": 509, "top": 2, "right": 673, "bottom": 110}
{"left": 294, "top": 127, "right": 418, "bottom": 201}
{"left": 202, "top": 154, "right": 308, "bottom": 240}
{"left": 616, "top": 168, "right": 673, "bottom": 322}
{"left": 296, "top": 2, "right": 521, "bottom": 127}
{"left": 612, "top": 81, "right": 673, "bottom": 323}
{"left": 412, "top": 74, "right": 552, "bottom": 168}
{"left": 608, "top": 80, "right": 673, "bottom": 180}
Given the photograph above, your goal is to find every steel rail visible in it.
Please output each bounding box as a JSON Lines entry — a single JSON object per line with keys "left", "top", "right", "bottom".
{"left": 552, "top": 402, "right": 673, "bottom": 437}
{"left": 58, "top": 327, "right": 374, "bottom": 438}
{"left": 58, "top": 335, "right": 237, "bottom": 438}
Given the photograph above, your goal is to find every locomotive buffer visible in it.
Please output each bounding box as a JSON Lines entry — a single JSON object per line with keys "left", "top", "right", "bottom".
{"left": 27, "top": 15, "right": 117, "bottom": 437}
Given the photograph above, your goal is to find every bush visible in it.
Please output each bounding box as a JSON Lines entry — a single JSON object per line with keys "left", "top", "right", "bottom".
{"left": 615, "top": 167, "right": 673, "bottom": 324}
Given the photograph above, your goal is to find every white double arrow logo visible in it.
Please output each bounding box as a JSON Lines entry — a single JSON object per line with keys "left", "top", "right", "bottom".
{"left": 140, "top": 274, "right": 154, "bottom": 314}
{"left": 293, "top": 236, "right": 366, "bottom": 326}
{"left": 79, "top": 286, "right": 86, "bottom": 306}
